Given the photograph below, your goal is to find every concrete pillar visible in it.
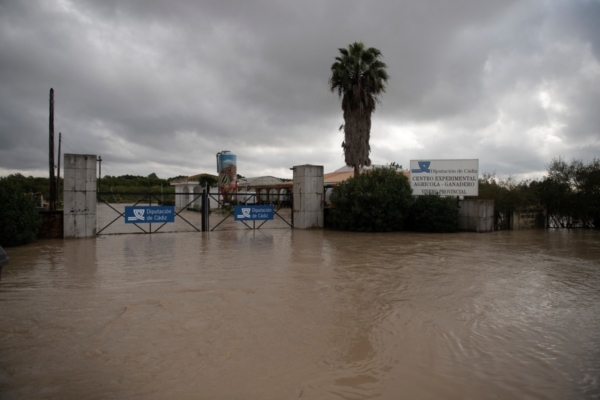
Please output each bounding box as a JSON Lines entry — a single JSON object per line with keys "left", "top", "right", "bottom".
{"left": 458, "top": 199, "right": 494, "bottom": 233}
{"left": 292, "top": 165, "right": 324, "bottom": 229}
{"left": 63, "top": 154, "right": 97, "bottom": 238}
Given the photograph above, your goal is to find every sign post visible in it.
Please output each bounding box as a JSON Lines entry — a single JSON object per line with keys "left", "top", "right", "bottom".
{"left": 410, "top": 159, "right": 479, "bottom": 196}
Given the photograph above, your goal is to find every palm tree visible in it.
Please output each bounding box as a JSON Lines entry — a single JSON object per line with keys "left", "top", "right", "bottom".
{"left": 329, "top": 42, "right": 389, "bottom": 176}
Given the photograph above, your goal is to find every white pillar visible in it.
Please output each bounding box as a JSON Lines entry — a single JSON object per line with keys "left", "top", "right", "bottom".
{"left": 292, "top": 165, "right": 324, "bottom": 229}
{"left": 63, "top": 154, "right": 97, "bottom": 238}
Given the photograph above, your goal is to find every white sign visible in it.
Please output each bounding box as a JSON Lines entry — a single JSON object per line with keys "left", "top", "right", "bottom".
{"left": 410, "top": 159, "right": 479, "bottom": 196}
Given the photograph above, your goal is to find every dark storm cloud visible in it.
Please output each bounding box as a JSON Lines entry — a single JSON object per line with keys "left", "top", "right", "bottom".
{"left": 1, "top": 0, "right": 598, "bottom": 179}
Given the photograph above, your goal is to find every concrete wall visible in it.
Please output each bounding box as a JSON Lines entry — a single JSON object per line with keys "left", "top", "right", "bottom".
{"left": 511, "top": 206, "right": 547, "bottom": 230}
{"left": 63, "top": 154, "right": 97, "bottom": 238}
{"left": 458, "top": 199, "right": 494, "bottom": 233}
{"left": 292, "top": 165, "right": 324, "bottom": 229}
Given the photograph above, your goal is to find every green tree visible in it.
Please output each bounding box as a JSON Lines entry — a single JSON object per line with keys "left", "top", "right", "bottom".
{"left": 534, "top": 157, "right": 600, "bottom": 228}
{"left": 0, "top": 173, "right": 52, "bottom": 200}
{"left": 197, "top": 174, "right": 218, "bottom": 188}
{"left": 329, "top": 165, "right": 411, "bottom": 232}
{"left": 406, "top": 195, "right": 459, "bottom": 233}
{"left": 329, "top": 42, "right": 389, "bottom": 175}
{"left": 575, "top": 158, "right": 600, "bottom": 228}
{"left": 0, "top": 178, "right": 42, "bottom": 247}
{"left": 474, "top": 173, "right": 536, "bottom": 230}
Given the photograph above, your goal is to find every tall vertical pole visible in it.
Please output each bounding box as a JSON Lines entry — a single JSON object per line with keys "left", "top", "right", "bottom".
{"left": 97, "top": 156, "right": 102, "bottom": 193}
{"left": 149, "top": 190, "right": 152, "bottom": 234}
{"left": 201, "top": 188, "right": 207, "bottom": 232}
{"left": 56, "top": 132, "right": 62, "bottom": 207}
{"left": 216, "top": 152, "right": 221, "bottom": 210}
{"left": 49, "top": 88, "right": 56, "bottom": 211}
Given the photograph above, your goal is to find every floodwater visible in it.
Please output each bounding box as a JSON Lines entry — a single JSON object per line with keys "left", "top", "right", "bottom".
{"left": 1, "top": 229, "right": 599, "bottom": 399}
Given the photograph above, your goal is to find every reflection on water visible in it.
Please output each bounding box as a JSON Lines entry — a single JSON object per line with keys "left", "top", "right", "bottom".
{"left": 1, "top": 230, "right": 599, "bottom": 399}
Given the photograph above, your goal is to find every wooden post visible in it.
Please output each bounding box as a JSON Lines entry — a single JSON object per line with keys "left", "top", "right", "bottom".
{"left": 56, "top": 132, "right": 61, "bottom": 208}
{"left": 49, "top": 88, "right": 56, "bottom": 211}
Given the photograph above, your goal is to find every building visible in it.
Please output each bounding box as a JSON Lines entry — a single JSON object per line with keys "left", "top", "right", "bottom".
{"left": 170, "top": 173, "right": 218, "bottom": 210}
{"left": 237, "top": 176, "right": 292, "bottom": 206}
{"left": 170, "top": 174, "right": 293, "bottom": 209}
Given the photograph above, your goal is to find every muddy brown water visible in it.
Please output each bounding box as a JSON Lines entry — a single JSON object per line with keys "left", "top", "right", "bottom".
{"left": 1, "top": 229, "right": 599, "bottom": 399}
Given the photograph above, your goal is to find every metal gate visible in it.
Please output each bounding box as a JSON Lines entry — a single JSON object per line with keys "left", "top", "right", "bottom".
{"left": 96, "top": 191, "right": 207, "bottom": 235}
{"left": 96, "top": 190, "right": 293, "bottom": 235}
{"left": 207, "top": 191, "right": 293, "bottom": 231}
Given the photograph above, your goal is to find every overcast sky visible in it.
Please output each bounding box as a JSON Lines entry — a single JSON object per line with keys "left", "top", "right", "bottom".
{"left": 1, "top": 0, "right": 599, "bottom": 180}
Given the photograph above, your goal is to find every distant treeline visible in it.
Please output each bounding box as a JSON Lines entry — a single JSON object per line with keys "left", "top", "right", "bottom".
{"left": 98, "top": 173, "right": 175, "bottom": 189}
{"left": 0, "top": 173, "right": 185, "bottom": 205}
{"left": 472, "top": 157, "right": 600, "bottom": 229}
{"left": 97, "top": 174, "right": 172, "bottom": 203}
{"left": 0, "top": 174, "right": 55, "bottom": 199}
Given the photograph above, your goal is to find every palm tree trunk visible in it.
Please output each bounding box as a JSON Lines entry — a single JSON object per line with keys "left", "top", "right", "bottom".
{"left": 344, "top": 110, "right": 371, "bottom": 175}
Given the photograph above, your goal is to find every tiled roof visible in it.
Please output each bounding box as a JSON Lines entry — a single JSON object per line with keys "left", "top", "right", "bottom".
{"left": 324, "top": 168, "right": 409, "bottom": 185}
{"left": 324, "top": 170, "right": 355, "bottom": 184}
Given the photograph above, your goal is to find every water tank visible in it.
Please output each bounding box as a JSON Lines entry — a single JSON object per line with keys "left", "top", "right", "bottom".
{"left": 216, "top": 152, "right": 237, "bottom": 188}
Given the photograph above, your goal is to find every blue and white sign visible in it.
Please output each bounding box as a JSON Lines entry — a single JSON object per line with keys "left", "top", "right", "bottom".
{"left": 234, "top": 205, "right": 274, "bottom": 221}
{"left": 124, "top": 206, "right": 175, "bottom": 223}
{"left": 410, "top": 159, "right": 479, "bottom": 196}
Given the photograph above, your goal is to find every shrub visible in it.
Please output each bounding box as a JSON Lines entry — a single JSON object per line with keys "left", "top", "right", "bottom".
{"left": 407, "top": 195, "right": 459, "bottom": 233}
{"left": 329, "top": 166, "right": 413, "bottom": 232}
{"left": 0, "top": 178, "right": 42, "bottom": 247}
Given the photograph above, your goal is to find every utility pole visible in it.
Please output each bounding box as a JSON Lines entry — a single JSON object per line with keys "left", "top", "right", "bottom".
{"left": 49, "top": 88, "right": 56, "bottom": 211}
{"left": 97, "top": 156, "right": 102, "bottom": 191}
{"left": 56, "top": 132, "right": 62, "bottom": 207}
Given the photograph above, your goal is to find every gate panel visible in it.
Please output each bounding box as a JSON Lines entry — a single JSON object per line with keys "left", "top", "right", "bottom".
{"left": 207, "top": 191, "right": 293, "bottom": 231}
{"left": 97, "top": 192, "right": 204, "bottom": 235}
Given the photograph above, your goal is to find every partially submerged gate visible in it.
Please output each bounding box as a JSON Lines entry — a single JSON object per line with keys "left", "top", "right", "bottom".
{"left": 96, "top": 191, "right": 208, "bottom": 235}
{"left": 96, "top": 190, "right": 293, "bottom": 235}
{"left": 207, "top": 191, "right": 293, "bottom": 231}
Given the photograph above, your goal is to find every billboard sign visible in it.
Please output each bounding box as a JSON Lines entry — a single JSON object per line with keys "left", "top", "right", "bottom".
{"left": 410, "top": 159, "right": 479, "bottom": 196}
{"left": 124, "top": 206, "right": 175, "bottom": 223}
{"left": 234, "top": 205, "right": 274, "bottom": 221}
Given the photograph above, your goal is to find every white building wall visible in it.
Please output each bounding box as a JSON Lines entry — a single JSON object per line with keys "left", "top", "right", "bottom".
{"left": 172, "top": 183, "right": 219, "bottom": 210}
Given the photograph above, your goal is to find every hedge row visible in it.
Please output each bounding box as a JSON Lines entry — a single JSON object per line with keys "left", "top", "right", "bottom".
{"left": 328, "top": 166, "right": 459, "bottom": 233}
{"left": 0, "top": 179, "right": 42, "bottom": 247}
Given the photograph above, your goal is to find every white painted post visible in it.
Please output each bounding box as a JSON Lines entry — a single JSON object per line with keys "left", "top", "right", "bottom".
{"left": 63, "top": 154, "right": 97, "bottom": 238}
{"left": 292, "top": 165, "right": 324, "bottom": 229}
